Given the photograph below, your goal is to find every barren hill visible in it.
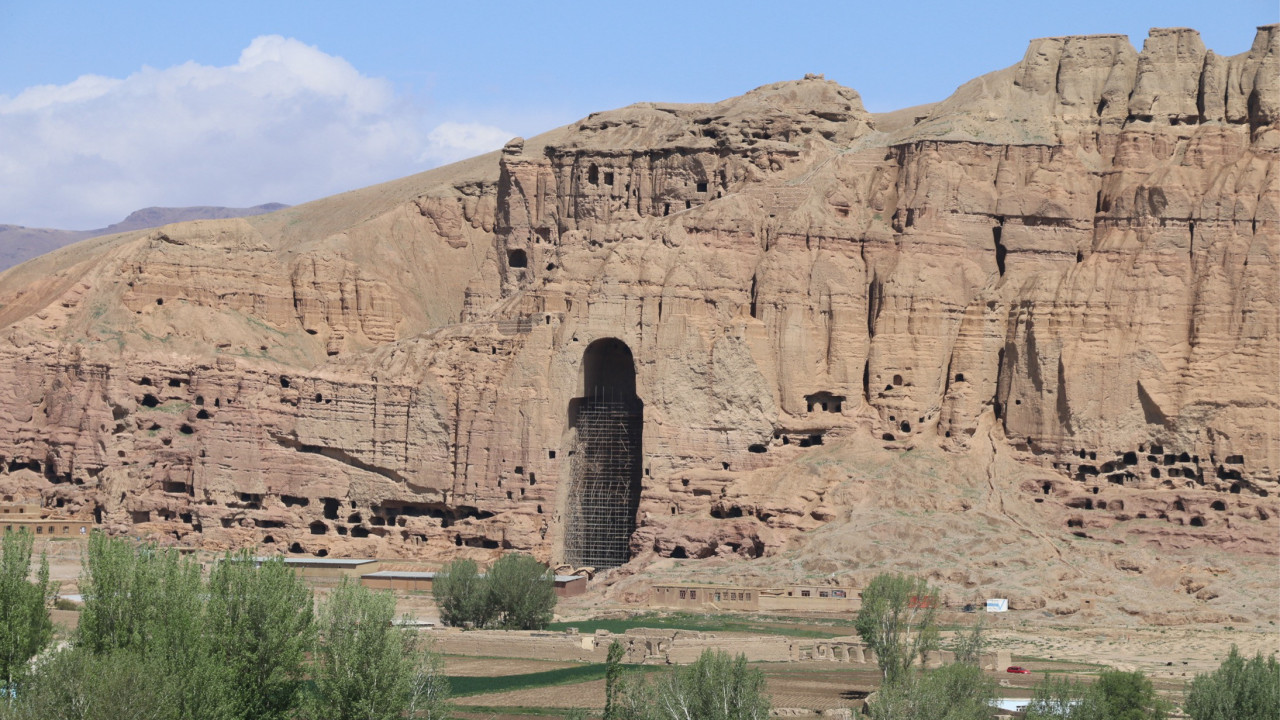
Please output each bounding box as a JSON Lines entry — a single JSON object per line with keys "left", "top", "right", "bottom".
{"left": 0, "top": 203, "right": 287, "bottom": 272}
{"left": 0, "top": 26, "right": 1275, "bottom": 624}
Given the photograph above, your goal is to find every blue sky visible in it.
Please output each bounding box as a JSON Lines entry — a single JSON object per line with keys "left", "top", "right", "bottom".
{"left": 0, "top": 0, "right": 1274, "bottom": 229}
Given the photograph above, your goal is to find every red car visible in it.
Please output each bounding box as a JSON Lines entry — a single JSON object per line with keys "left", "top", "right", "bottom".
{"left": 1006, "top": 666, "right": 1031, "bottom": 674}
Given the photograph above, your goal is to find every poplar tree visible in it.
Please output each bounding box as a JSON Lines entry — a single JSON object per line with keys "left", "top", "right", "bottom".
{"left": 1186, "top": 646, "right": 1280, "bottom": 720}
{"left": 205, "top": 551, "right": 314, "bottom": 720}
{"left": 854, "top": 573, "right": 940, "bottom": 685}
{"left": 309, "top": 580, "right": 415, "bottom": 720}
{"left": 0, "top": 530, "right": 55, "bottom": 688}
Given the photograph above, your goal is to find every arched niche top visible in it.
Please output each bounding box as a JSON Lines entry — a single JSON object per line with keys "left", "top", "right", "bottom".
{"left": 581, "top": 337, "right": 636, "bottom": 399}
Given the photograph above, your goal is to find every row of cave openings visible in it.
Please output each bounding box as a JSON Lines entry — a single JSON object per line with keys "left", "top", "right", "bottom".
{"left": 580, "top": 161, "right": 724, "bottom": 219}
{"left": 134, "top": 489, "right": 512, "bottom": 557}
{"left": 130, "top": 375, "right": 241, "bottom": 441}
{"left": 131, "top": 374, "right": 342, "bottom": 445}
{"left": 1037, "top": 478, "right": 1254, "bottom": 535}
{"left": 1062, "top": 443, "right": 1254, "bottom": 494}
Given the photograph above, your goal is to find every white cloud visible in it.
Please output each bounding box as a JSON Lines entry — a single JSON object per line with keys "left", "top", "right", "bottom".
{"left": 0, "top": 36, "right": 514, "bottom": 229}
{"left": 422, "top": 122, "right": 516, "bottom": 165}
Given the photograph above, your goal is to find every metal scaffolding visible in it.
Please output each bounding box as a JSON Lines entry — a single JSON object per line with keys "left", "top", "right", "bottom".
{"left": 564, "top": 388, "right": 643, "bottom": 569}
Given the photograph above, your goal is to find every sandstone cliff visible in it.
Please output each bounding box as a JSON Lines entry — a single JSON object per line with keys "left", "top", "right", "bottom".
{"left": 0, "top": 27, "right": 1275, "bottom": 617}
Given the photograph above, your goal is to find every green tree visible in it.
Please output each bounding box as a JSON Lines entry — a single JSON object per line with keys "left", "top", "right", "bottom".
{"left": 604, "top": 639, "right": 626, "bottom": 720}
{"left": 486, "top": 553, "right": 557, "bottom": 630}
{"left": 653, "top": 649, "right": 770, "bottom": 720}
{"left": 1025, "top": 670, "right": 1166, "bottom": 720}
{"left": 204, "top": 551, "right": 314, "bottom": 720}
{"left": 309, "top": 580, "right": 415, "bottom": 720}
{"left": 404, "top": 639, "right": 451, "bottom": 720}
{"left": 432, "top": 558, "right": 492, "bottom": 628}
{"left": 1094, "top": 669, "right": 1168, "bottom": 720}
{"left": 1185, "top": 645, "right": 1280, "bottom": 720}
{"left": 951, "top": 616, "right": 987, "bottom": 666}
{"left": 601, "top": 649, "right": 769, "bottom": 720}
{"left": 868, "top": 664, "right": 996, "bottom": 720}
{"left": 76, "top": 532, "right": 204, "bottom": 658}
{"left": 75, "top": 533, "right": 229, "bottom": 720}
{"left": 607, "top": 668, "right": 658, "bottom": 720}
{"left": 865, "top": 679, "right": 916, "bottom": 720}
{"left": 854, "top": 573, "right": 940, "bottom": 684}
{"left": 2, "top": 647, "right": 177, "bottom": 720}
{"left": 0, "top": 530, "right": 55, "bottom": 689}
{"left": 913, "top": 663, "right": 998, "bottom": 720}
{"left": 1024, "top": 674, "right": 1103, "bottom": 720}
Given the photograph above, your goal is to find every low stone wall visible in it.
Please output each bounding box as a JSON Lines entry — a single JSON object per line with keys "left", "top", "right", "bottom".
{"left": 423, "top": 626, "right": 1006, "bottom": 671}
{"left": 427, "top": 628, "right": 609, "bottom": 663}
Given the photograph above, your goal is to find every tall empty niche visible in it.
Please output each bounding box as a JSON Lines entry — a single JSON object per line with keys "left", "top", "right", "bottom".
{"left": 565, "top": 338, "right": 643, "bottom": 569}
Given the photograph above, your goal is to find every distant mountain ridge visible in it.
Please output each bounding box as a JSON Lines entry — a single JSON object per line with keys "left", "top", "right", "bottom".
{"left": 0, "top": 203, "right": 288, "bottom": 271}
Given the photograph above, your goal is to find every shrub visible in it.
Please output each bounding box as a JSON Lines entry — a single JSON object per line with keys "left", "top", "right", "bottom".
{"left": 5, "top": 647, "right": 177, "bottom": 720}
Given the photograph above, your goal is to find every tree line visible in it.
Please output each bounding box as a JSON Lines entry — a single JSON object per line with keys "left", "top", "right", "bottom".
{"left": 0, "top": 531, "right": 449, "bottom": 720}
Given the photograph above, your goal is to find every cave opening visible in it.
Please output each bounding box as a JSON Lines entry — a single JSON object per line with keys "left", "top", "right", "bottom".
{"left": 564, "top": 338, "right": 643, "bottom": 570}
{"left": 805, "top": 391, "right": 844, "bottom": 413}
{"left": 993, "top": 226, "right": 1007, "bottom": 276}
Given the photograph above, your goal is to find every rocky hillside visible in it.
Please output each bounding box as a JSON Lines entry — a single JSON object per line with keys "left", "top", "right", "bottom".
{"left": 0, "top": 26, "right": 1274, "bottom": 618}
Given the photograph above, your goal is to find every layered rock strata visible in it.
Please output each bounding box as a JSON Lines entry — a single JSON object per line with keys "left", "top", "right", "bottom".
{"left": 0, "top": 28, "right": 1275, "bottom": 570}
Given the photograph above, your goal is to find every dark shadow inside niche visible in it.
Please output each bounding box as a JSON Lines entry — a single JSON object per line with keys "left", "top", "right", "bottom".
{"left": 805, "top": 391, "right": 845, "bottom": 413}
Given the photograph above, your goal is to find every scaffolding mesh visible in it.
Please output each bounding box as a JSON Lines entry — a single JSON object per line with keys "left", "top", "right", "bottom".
{"left": 564, "top": 388, "right": 642, "bottom": 569}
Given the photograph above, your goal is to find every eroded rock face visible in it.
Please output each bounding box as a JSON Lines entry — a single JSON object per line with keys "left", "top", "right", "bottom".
{"left": 0, "top": 28, "right": 1275, "bottom": 574}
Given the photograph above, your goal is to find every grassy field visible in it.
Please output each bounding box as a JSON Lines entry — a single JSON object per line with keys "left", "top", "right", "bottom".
{"left": 452, "top": 706, "right": 585, "bottom": 718}
{"left": 546, "top": 612, "right": 847, "bottom": 639}
{"left": 448, "top": 663, "right": 666, "bottom": 697}
{"left": 448, "top": 664, "right": 607, "bottom": 697}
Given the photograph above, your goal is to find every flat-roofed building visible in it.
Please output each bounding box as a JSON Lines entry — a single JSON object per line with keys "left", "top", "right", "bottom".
{"left": 0, "top": 501, "right": 94, "bottom": 538}
{"left": 651, "top": 583, "right": 761, "bottom": 611}
{"left": 361, "top": 570, "right": 436, "bottom": 592}
{"left": 256, "top": 557, "right": 381, "bottom": 581}
{"left": 1, "top": 518, "right": 93, "bottom": 537}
